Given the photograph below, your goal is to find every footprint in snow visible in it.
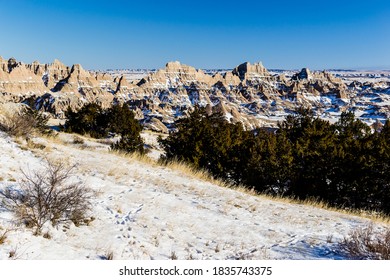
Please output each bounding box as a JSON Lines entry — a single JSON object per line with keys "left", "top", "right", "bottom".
{"left": 116, "top": 204, "right": 143, "bottom": 225}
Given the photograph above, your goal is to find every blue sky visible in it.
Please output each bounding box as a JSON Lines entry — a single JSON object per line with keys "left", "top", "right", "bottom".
{"left": 0, "top": 0, "right": 389, "bottom": 70}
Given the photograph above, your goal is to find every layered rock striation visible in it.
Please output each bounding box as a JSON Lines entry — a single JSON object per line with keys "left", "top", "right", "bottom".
{"left": 1, "top": 56, "right": 389, "bottom": 131}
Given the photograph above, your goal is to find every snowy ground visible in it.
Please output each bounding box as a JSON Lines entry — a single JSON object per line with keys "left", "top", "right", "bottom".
{"left": 0, "top": 131, "right": 388, "bottom": 260}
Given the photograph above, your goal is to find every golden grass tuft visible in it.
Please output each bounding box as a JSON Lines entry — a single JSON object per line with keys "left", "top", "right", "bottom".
{"left": 108, "top": 149, "right": 157, "bottom": 166}
{"left": 161, "top": 159, "right": 230, "bottom": 188}
{"left": 40, "top": 133, "right": 64, "bottom": 144}
{"left": 253, "top": 194, "right": 390, "bottom": 224}
{"left": 0, "top": 230, "right": 8, "bottom": 244}
{"left": 0, "top": 227, "right": 14, "bottom": 245}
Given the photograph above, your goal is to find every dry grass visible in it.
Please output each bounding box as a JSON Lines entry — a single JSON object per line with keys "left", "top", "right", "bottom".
{"left": 0, "top": 228, "right": 11, "bottom": 244}
{"left": 5, "top": 243, "right": 22, "bottom": 259}
{"left": 339, "top": 223, "right": 390, "bottom": 259}
{"left": 0, "top": 109, "right": 30, "bottom": 137}
{"left": 102, "top": 251, "right": 114, "bottom": 260}
{"left": 43, "top": 231, "right": 52, "bottom": 239}
{"left": 161, "top": 160, "right": 231, "bottom": 188}
{"left": 96, "top": 138, "right": 116, "bottom": 145}
{"left": 267, "top": 195, "right": 390, "bottom": 224}
{"left": 170, "top": 251, "right": 178, "bottom": 260}
{"left": 41, "top": 133, "right": 64, "bottom": 144}
{"left": 109, "top": 149, "right": 157, "bottom": 166}
{"left": 72, "top": 135, "right": 85, "bottom": 145}
{"left": 26, "top": 139, "right": 47, "bottom": 150}
{"left": 8, "top": 247, "right": 18, "bottom": 259}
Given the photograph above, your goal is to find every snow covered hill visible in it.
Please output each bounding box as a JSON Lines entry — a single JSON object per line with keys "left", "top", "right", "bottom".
{"left": 0, "top": 131, "right": 388, "bottom": 260}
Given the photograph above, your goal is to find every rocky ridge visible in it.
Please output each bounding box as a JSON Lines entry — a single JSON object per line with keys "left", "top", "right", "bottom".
{"left": 0, "top": 56, "right": 389, "bottom": 131}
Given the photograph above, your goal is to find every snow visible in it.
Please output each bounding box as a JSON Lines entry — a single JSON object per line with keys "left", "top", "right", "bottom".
{"left": 0, "top": 131, "right": 388, "bottom": 260}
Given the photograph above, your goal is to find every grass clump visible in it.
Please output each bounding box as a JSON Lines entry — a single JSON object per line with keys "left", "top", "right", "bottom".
{"left": 339, "top": 223, "right": 390, "bottom": 259}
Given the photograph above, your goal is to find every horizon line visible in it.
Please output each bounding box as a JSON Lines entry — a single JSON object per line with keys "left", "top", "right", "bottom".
{"left": 1, "top": 55, "right": 390, "bottom": 72}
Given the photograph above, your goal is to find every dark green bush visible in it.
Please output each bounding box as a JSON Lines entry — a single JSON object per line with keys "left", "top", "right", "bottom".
{"left": 111, "top": 131, "right": 145, "bottom": 154}
{"left": 159, "top": 106, "right": 249, "bottom": 183}
{"left": 63, "top": 103, "right": 145, "bottom": 154}
{"left": 159, "top": 106, "right": 390, "bottom": 214}
{"left": 63, "top": 103, "right": 108, "bottom": 138}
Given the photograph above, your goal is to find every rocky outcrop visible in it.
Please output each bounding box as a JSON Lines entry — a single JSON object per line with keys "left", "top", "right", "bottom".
{"left": 1, "top": 56, "right": 388, "bottom": 130}
{"left": 0, "top": 57, "right": 119, "bottom": 117}
{"left": 138, "top": 61, "right": 216, "bottom": 89}
{"left": 143, "top": 117, "right": 169, "bottom": 133}
{"left": 292, "top": 68, "right": 312, "bottom": 81}
{"left": 0, "top": 59, "right": 47, "bottom": 98}
{"left": 232, "top": 62, "right": 271, "bottom": 81}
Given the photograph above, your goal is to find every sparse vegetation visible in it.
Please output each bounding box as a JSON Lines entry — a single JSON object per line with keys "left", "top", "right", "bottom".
{"left": 101, "top": 250, "right": 114, "bottom": 260}
{"left": 72, "top": 135, "right": 85, "bottom": 145}
{"left": 339, "top": 224, "right": 390, "bottom": 259}
{"left": 0, "top": 105, "right": 50, "bottom": 138}
{"left": 43, "top": 231, "right": 52, "bottom": 239}
{"left": 170, "top": 251, "right": 178, "bottom": 260}
{"left": 26, "top": 138, "right": 46, "bottom": 150}
{"left": 0, "top": 228, "right": 10, "bottom": 244}
{"left": 8, "top": 247, "right": 18, "bottom": 259}
{"left": 326, "top": 234, "right": 333, "bottom": 243}
{"left": 0, "top": 159, "right": 94, "bottom": 235}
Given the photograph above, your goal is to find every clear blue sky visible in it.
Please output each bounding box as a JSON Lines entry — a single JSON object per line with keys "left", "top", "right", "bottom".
{"left": 0, "top": 0, "right": 389, "bottom": 70}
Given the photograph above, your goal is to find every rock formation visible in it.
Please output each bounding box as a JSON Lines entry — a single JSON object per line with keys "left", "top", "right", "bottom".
{"left": 0, "top": 56, "right": 389, "bottom": 132}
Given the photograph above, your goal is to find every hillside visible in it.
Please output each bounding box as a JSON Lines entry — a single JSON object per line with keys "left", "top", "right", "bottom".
{"left": 0, "top": 131, "right": 387, "bottom": 260}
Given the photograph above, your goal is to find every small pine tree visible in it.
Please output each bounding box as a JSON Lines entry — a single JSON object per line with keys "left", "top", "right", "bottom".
{"left": 22, "top": 106, "right": 50, "bottom": 135}
{"left": 107, "top": 104, "right": 142, "bottom": 136}
{"left": 108, "top": 104, "right": 145, "bottom": 154}
{"left": 62, "top": 102, "right": 145, "bottom": 154}
{"left": 63, "top": 103, "right": 108, "bottom": 138}
{"left": 111, "top": 130, "right": 145, "bottom": 154}
{"left": 159, "top": 106, "right": 250, "bottom": 183}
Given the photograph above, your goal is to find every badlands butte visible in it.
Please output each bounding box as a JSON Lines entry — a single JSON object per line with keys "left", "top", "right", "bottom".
{"left": 1, "top": 56, "right": 389, "bottom": 132}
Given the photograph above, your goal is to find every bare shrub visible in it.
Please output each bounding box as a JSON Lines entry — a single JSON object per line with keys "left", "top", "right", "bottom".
{"left": 339, "top": 223, "right": 390, "bottom": 259}
{"left": 0, "top": 159, "right": 94, "bottom": 234}
{"left": 0, "top": 110, "right": 31, "bottom": 137}
{"left": 0, "top": 106, "right": 49, "bottom": 138}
